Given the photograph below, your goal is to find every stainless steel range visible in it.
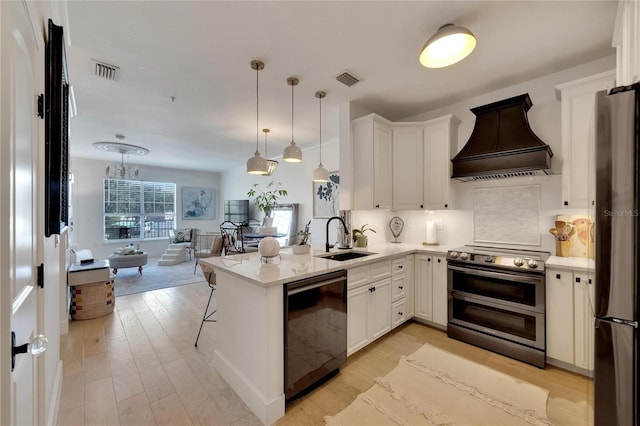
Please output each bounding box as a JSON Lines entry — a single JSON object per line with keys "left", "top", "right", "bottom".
{"left": 446, "top": 245, "right": 550, "bottom": 368}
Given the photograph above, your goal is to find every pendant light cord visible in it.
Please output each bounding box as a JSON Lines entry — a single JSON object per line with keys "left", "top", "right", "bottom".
{"left": 256, "top": 65, "right": 259, "bottom": 153}
{"left": 291, "top": 83, "right": 294, "bottom": 142}
{"left": 319, "top": 94, "right": 322, "bottom": 164}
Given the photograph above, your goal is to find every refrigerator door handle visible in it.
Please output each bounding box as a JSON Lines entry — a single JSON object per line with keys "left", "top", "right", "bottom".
{"left": 598, "top": 316, "right": 639, "bottom": 328}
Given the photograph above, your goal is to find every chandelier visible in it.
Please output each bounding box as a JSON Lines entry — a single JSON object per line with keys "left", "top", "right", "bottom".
{"left": 93, "top": 134, "right": 149, "bottom": 179}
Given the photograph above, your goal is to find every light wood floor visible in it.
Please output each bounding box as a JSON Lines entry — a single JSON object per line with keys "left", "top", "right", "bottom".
{"left": 57, "top": 282, "right": 593, "bottom": 425}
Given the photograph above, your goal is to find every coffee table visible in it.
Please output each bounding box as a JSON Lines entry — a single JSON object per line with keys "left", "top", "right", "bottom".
{"left": 107, "top": 252, "right": 148, "bottom": 275}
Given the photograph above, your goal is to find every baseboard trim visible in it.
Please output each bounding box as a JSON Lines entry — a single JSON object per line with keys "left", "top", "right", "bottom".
{"left": 213, "top": 350, "right": 284, "bottom": 425}
{"left": 47, "top": 360, "right": 63, "bottom": 426}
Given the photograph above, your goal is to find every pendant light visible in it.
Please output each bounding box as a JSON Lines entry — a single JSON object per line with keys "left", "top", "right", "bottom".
{"left": 419, "top": 24, "right": 476, "bottom": 68}
{"left": 263, "top": 128, "right": 278, "bottom": 176}
{"left": 246, "top": 60, "right": 268, "bottom": 175}
{"left": 283, "top": 77, "right": 302, "bottom": 162}
{"left": 312, "top": 91, "right": 330, "bottom": 182}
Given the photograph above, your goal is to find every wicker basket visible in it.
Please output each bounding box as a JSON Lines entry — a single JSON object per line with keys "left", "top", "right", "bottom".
{"left": 70, "top": 275, "right": 115, "bottom": 320}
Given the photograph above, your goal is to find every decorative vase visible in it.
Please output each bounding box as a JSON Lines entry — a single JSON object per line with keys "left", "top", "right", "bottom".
{"left": 556, "top": 240, "right": 571, "bottom": 257}
{"left": 258, "top": 237, "right": 280, "bottom": 257}
{"left": 355, "top": 235, "right": 368, "bottom": 248}
{"left": 263, "top": 216, "right": 273, "bottom": 228}
{"left": 291, "top": 244, "right": 310, "bottom": 254}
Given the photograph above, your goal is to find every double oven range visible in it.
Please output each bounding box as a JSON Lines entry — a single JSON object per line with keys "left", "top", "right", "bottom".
{"left": 446, "top": 245, "right": 549, "bottom": 368}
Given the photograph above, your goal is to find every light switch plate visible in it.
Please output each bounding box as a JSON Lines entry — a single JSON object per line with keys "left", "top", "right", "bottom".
{"left": 435, "top": 220, "right": 444, "bottom": 230}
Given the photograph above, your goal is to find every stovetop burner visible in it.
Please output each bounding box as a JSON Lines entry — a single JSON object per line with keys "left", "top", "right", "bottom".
{"left": 447, "top": 245, "right": 550, "bottom": 273}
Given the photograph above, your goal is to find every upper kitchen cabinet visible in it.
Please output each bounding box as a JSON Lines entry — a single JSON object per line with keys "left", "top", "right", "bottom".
{"left": 392, "top": 124, "right": 424, "bottom": 210}
{"left": 352, "top": 114, "right": 393, "bottom": 210}
{"left": 556, "top": 70, "right": 615, "bottom": 209}
{"left": 614, "top": 0, "right": 640, "bottom": 86}
{"left": 423, "top": 115, "right": 460, "bottom": 210}
{"left": 392, "top": 115, "right": 460, "bottom": 210}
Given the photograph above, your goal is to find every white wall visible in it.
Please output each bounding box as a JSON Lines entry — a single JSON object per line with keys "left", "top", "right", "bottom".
{"left": 220, "top": 137, "right": 341, "bottom": 248}
{"left": 351, "top": 55, "right": 616, "bottom": 254}
{"left": 69, "top": 157, "right": 221, "bottom": 258}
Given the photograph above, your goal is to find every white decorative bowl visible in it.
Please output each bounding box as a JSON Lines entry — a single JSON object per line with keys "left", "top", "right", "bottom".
{"left": 258, "top": 226, "right": 278, "bottom": 235}
{"left": 258, "top": 237, "right": 280, "bottom": 257}
{"left": 291, "top": 244, "right": 310, "bottom": 254}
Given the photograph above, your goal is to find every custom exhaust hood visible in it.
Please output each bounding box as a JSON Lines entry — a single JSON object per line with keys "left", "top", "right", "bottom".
{"left": 451, "top": 93, "right": 553, "bottom": 181}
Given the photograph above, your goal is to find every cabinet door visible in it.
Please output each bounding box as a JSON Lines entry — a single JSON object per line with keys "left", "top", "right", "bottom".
{"left": 414, "top": 255, "right": 433, "bottom": 320}
{"left": 405, "top": 256, "right": 415, "bottom": 318}
{"left": 423, "top": 115, "right": 459, "bottom": 210}
{"left": 574, "top": 273, "right": 595, "bottom": 371}
{"left": 370, "top": 278, "right": 392, "bottom": 341}
{"left": 556, "top": 71, "right": 615, "bottom": 208}
{"left": 545, "top": 269, "right": 574, "bottom": 364}
{"left": 432, "top": 256, "right": 448, "bottom": 326}
{"left": 373, "top": 120, "right": 393, "bottom": 209}
{"left": 347, "top": 285, "right": 370, "bottom": 356}
{"left": 392, "top": 126, "right": 424, "bottom": 210}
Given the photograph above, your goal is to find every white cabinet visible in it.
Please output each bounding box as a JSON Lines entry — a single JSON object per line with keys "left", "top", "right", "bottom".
{"left": 352, "top": 114, "right": 393, "bottom": 210}
{"left": 555, "top": 71, "right": 615, "bottom": 209}
{"left": 614, "top": 0, "right": 640, "bottom": 86}
{"left": 431, "top": 256, "right": 448, "bottom": 326}
{"left": 347, "top": 260, "right": 392, "bottom": 355}
{"left": 390, "top": 256, "right": 414, "bottom": 329}
{"left": 546, "top": 267, "right": 595, "bottom": 372}
{"left": 393, "top": 125, "right": 424, "bottom": 210}
{"left": 391, "top": 115, "right": 460, "bottom": 211}
{"left": 423, "top": 115, "right": 460, "bottom": 210}
{"left": 414, "top": 254, "right": 447, "bottom": 326}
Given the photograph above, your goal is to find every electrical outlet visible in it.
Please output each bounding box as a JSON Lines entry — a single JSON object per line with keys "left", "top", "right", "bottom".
{"left": 435, "top": 220, "right": 444, "bottom": 230}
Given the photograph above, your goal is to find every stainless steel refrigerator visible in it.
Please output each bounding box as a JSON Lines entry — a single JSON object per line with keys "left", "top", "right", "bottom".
{"left": 595, "top": 83, "right": 640, "bottom": 426}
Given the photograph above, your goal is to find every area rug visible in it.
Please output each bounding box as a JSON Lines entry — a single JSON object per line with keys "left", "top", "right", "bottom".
{"left": 114, "top": 256, "right": 205, "bottom": 296}
{"left": 325, "top": 344, "right": 551, "bottom": 426}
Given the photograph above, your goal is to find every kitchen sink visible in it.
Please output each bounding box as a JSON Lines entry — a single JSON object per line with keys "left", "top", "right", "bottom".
{"left": 315, "top": 251, "right": 376, "bottom": 262}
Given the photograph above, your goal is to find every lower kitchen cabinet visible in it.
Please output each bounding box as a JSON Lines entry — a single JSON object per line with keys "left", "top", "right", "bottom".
{"left": 347, "top": 260, "right": 392, "bottom": 356}
{"left": 391, "top": 256, "right": 414, "bottom": 329}
{"left": 546, "top": 267, "right": 595, "bottom": 373}
{"left": 414, "top": 254, "right": 448, "bottom": 327}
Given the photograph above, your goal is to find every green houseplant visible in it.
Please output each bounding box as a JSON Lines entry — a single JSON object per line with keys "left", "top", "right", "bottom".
{"left": 292, "top": 220, "right": 312, "bottom": 254}
{"left": 247, "top": 181, "right": 288, "bottom": 218}
{"left": 352, "top": 224, "right": 376, "bottom": 247}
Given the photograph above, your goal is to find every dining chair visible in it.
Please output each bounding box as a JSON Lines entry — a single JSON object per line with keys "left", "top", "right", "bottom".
{"left": 194, "top": 261, "right": 216, "bottom": 347}
{"left": 193, "top": 232, "right": 215, "bottom": 273}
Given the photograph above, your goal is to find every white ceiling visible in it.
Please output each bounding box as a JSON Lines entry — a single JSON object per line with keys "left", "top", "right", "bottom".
{"left": 65, "top": 1, "right": 618, "bottom": 173}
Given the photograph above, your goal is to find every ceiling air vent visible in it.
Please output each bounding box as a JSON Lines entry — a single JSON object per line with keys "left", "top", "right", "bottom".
{"left": 91, "top": 60, "right": 120, "bottom": 81}
{"left": 336, "top": 71, "right": 360, "bottom": 87}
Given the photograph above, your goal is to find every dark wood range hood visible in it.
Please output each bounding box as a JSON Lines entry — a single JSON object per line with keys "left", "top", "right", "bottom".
{"left": 451, "top": 93, "right": 553, "bottom": 181}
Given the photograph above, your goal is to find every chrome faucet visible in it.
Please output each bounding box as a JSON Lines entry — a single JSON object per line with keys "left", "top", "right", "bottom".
{"left": 325, "top": 216, "right": 350, "bottom": 252}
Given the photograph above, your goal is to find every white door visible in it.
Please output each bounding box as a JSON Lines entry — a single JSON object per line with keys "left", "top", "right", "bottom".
{"left": 1, "top": 2, "right": 42, "bottom": 425}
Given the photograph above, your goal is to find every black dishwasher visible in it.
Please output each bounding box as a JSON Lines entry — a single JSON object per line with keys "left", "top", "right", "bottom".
{"left": 284, "top": 269, "right": 347, "bottom": 401}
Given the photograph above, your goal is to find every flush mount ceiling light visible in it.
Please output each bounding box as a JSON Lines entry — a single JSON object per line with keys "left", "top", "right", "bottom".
{"left": 312, "top": 91, "right": 330, "bottom": 183}
{"left": 283, "top": 77, "right": 302, "bottom": 162}
{"left": 419, "top": 23, "right": 476, "bottom": 68}
{"left": 247, "top": 59, "right": 269, "bottom": 175}
{"left": 262, "top": 128, "right": 278, "bottom": 176}
{"left": 93, "top": 134, "right": 149, "bottom": 179}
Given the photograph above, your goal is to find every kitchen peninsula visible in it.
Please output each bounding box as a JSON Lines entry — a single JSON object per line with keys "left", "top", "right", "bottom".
{"left": 201, "top": 243, "right": 448, "bottom": 425}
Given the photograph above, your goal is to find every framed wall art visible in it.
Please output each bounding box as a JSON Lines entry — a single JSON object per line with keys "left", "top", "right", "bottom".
{"left": 182, "top": 187, "right": 215, "bottom": 220}
{"left": 313, "top": 171, "right": 340, "bottom": 218}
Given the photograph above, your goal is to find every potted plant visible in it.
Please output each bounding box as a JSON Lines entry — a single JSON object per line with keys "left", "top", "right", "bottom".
{"left": 292, "top": 220, "right": 311, "bottom": 254}
{"left": 352, "top": 224, "right": 376, "bottom": 248}
{"left": 247, "top": 181, "right": 288, "bottom": 229}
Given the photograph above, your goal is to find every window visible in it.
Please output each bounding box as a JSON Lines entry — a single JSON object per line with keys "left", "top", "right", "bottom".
{"left": 103, "top": 178, "right": 176, "bottom": 241}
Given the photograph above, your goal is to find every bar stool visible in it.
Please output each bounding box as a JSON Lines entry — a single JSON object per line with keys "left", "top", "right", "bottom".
{"left": 194, "top": 261, "right": 216, "bottom": 347}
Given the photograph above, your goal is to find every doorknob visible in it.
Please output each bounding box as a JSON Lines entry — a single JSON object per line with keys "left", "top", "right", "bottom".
{"left": 11, "top": 332, "right": 48, "bottom": 371}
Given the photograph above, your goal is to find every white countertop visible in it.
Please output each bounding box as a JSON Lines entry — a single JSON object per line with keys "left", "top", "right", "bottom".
{"left": 546, "top": 255, "right": 595, "bottom": 272}
{"left": 202, "top": 243, "right": 450, "bottom": 287}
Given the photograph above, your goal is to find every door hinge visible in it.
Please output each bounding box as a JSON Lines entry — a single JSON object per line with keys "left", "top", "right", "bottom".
{"left": 37, "top": 263, "right": 44, "bottom": 288}
{"left": 37, "top": 94, "right": 44, "bottom": 119}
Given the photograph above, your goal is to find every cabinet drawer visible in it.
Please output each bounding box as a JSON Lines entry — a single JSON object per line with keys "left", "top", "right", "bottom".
{"left": 391, "top": 273, "right": 407, "bottom": 302}
{"left": 348, "top": 266, "right": 369, "bottom": 289}
{"left": 392, "top": 299, "right": 408, "bottom": 328}
{"left": 370, "top": 260, "right": 391, "bottom": 281}
{"left": 392, "top": 258, "right": 406, "bottom": 273}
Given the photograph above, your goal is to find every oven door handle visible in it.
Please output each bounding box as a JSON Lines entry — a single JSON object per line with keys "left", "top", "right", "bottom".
{"left": 447, "top": 264, "right": 543, "bottom": 286}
